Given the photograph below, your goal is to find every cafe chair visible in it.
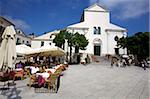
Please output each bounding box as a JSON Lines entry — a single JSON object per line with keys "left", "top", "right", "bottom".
{"left": 45, "top": 74, "right": 58, "bottom": 92}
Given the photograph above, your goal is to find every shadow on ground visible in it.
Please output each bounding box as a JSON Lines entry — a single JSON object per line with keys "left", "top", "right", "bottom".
{"left": 0, "top": 84, "right": 22, "bottom": 99}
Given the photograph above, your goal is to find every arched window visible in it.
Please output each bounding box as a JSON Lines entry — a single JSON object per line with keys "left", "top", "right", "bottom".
{"left": 98, "top": 27, "right": 101, "bottom": 34}
{"left": 41, "top": 41, "right": 44, "bottom": 47}
{"left": 94, "top": 27, "right": 101, "bottom": 34}
{"left": 114, "top": 36, "right": 119, "bottom": 41}
{"left": 94, "top": 27, "right": 97, "bottom": 34}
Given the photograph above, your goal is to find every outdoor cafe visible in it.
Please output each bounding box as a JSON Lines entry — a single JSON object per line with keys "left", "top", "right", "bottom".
{"left": 0, "top": 25, "right": 68, "bottom": 93}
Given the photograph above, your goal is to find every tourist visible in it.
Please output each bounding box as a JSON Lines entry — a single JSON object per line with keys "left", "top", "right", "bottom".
{"left": 122, "top": 59, "right": 127, "bottom": 67}
{"left": 141, "top": 60, "right": 147, "bottom": 70}
{"left": 16, "top": 61, "right": 24, "bottom": 69}
{"left": 111, "top": 60, "right": 114, "bottom": 67}
{"left": 30, "top": 63, "right": 39, "bottom": 74}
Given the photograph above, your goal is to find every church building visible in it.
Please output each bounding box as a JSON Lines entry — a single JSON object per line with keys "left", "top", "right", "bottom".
{"left": 31, "top": 4, "right": 127, "bottom": 56}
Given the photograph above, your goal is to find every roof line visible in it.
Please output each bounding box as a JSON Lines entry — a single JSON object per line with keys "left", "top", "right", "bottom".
{"left": 110, "top": 22, "right": 127, "bottom": 30}
{"left": 0, "top": 16, "right": 15, "bottom": 26}
{"left": 34, "top": 30, "right": 60, "bottom": 39}
{"left": 84, "top": 3, "right": 109, "bottom": 12}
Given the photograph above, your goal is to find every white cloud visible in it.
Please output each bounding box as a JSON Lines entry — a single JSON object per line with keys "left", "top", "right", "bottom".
{"left": 3, "top": 15, "right": 30, "bottom": 30}
{"left": 89, "top": 0, "right": 149, "bottom": 19}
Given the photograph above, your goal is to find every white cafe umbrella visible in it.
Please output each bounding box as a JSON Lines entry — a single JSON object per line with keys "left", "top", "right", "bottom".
{"left": 0, "top": 26, "right": 16, "bottom": 69}
{"left": 26, "top": 45, "right": 65, "bottom": 57}
{"left": 16, "top": 44, "right": 33, "bottom": 55}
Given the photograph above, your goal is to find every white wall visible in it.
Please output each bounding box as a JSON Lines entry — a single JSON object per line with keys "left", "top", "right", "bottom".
{"left": 107, "top": 31, "right": 125, "bottom": 55}
{"left": 84, "top": 11, "right": 110, "bottom": 26}
{"left": 31, "top": 40, "right": 41, "bottom": 48}
{"left": 31, "top": 40, "right": 54, "bottom": 49}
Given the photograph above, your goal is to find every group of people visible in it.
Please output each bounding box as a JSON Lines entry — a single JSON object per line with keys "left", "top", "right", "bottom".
{"left": 110, "top": 54, "right": 134, "bottom": 68}
{"left": 29, "top": 64, "right": 49, "bottom": 74}
{"left": 27, "top": 62, "right": 68, "bottom": 92}
{"left": 13, "top": 59, "right": 69, "bottom": 93}
{"left": 110, "top": 54, "right": 149, "bottom": 70}
{"left": 111, "top": 57, "right": 128, "bottom": 68}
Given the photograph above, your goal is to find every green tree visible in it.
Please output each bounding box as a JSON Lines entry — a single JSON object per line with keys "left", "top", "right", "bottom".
{"left": 53, "top": 30, "right": 73, "bottom": 63}
{"left": 53, "top": 30, "right": 89, "bottom": 64}
{"left": 72, "top": 32, "right": 89, "bottom": 53}
{"left": 53, "top": 30, "right": 65, "bottom": 48}
{"left": 117, "top": 32, "right": 149, "bottom": 62}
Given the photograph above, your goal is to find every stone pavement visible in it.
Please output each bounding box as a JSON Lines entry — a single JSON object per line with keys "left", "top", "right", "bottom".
{"left": 0, "top": 62, "right": 149, "bottom": 99}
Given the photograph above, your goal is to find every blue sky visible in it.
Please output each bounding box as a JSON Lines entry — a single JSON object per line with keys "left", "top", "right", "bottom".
{"left": 0, "top": 0, "right": 149, "bottom": 36}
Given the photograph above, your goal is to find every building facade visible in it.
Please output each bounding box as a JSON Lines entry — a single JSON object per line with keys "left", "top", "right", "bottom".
{"left": 16, "top": 29, "right": 32, "bottom": 46}
{"left": 67, "top": 4, "right": 127, "bottom": 56}
{"left": 0, "top": 16, "right": 32, "bottom": 46}
{"left": 31, "top": 4, "right": 127, "bottom": 56}
{"left": 31, "top": 30, "right": 59, "bottom": 48}
{"left": 0, "top": 16, "right": 15, "bottom": 45}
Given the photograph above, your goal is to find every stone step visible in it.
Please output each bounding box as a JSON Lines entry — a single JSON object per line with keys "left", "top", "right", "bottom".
{"left": 90, "top": 55, "right": 111, "bottom": 65}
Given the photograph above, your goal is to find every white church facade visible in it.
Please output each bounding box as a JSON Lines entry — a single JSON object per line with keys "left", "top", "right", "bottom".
{"left": 31, "top": 4, "right": 127, "bottom": 56}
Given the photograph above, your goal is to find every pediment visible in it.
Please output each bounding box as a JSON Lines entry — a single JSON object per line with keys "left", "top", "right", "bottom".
{"left": 85, "top": 4, "right": 108, "bottom": 12}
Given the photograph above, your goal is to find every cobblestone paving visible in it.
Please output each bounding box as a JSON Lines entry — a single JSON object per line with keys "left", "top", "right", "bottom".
{"left": 0, "top": 63, "right": 149, "bottom": 99}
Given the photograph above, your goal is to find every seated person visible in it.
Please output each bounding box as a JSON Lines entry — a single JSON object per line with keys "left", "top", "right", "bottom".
{"left": 16, "top": 61, "right": 24, "bottom": 69}
{"left": 30, "top": 63, "right": 39, "bottom": 74}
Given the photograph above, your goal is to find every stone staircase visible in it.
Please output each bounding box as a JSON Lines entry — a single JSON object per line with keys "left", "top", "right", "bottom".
{"left": 90, "top": 55, "right": 111, "bottom": 65}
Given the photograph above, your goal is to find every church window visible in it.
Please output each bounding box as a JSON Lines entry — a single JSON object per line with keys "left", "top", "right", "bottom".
{"left": 94, "top": 27, "right": 97, "bottom": 34}
{"left": 94, "top": 27, "right": 101, "bottom": 34}
{"left": 98, "top": 27, "right": 101, "bottom": 34}
{"left": 114, "top": 36, "right": 119, "bottom": 41}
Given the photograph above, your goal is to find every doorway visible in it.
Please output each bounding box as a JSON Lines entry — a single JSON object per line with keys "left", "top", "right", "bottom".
{"left": 94, "top": 45, "right": 101, "bottom": 56}
{"left": 115, "top": 48, "right": 119, "bottom": 55}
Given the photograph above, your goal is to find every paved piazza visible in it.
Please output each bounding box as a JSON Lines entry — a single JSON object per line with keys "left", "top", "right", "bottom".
{"left": 0, "top": 62, "right": 149, "bottom": 99}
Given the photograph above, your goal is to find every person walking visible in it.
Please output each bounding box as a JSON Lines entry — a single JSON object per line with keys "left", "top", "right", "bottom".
{"left": 111, "top": 59, "right": 114, "bottom": 68}
{"left": 141, "top": 60, "right": 146, "bottom": 70}
{"left": 122, "top": 59, "right": 127, "bottom": 67}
